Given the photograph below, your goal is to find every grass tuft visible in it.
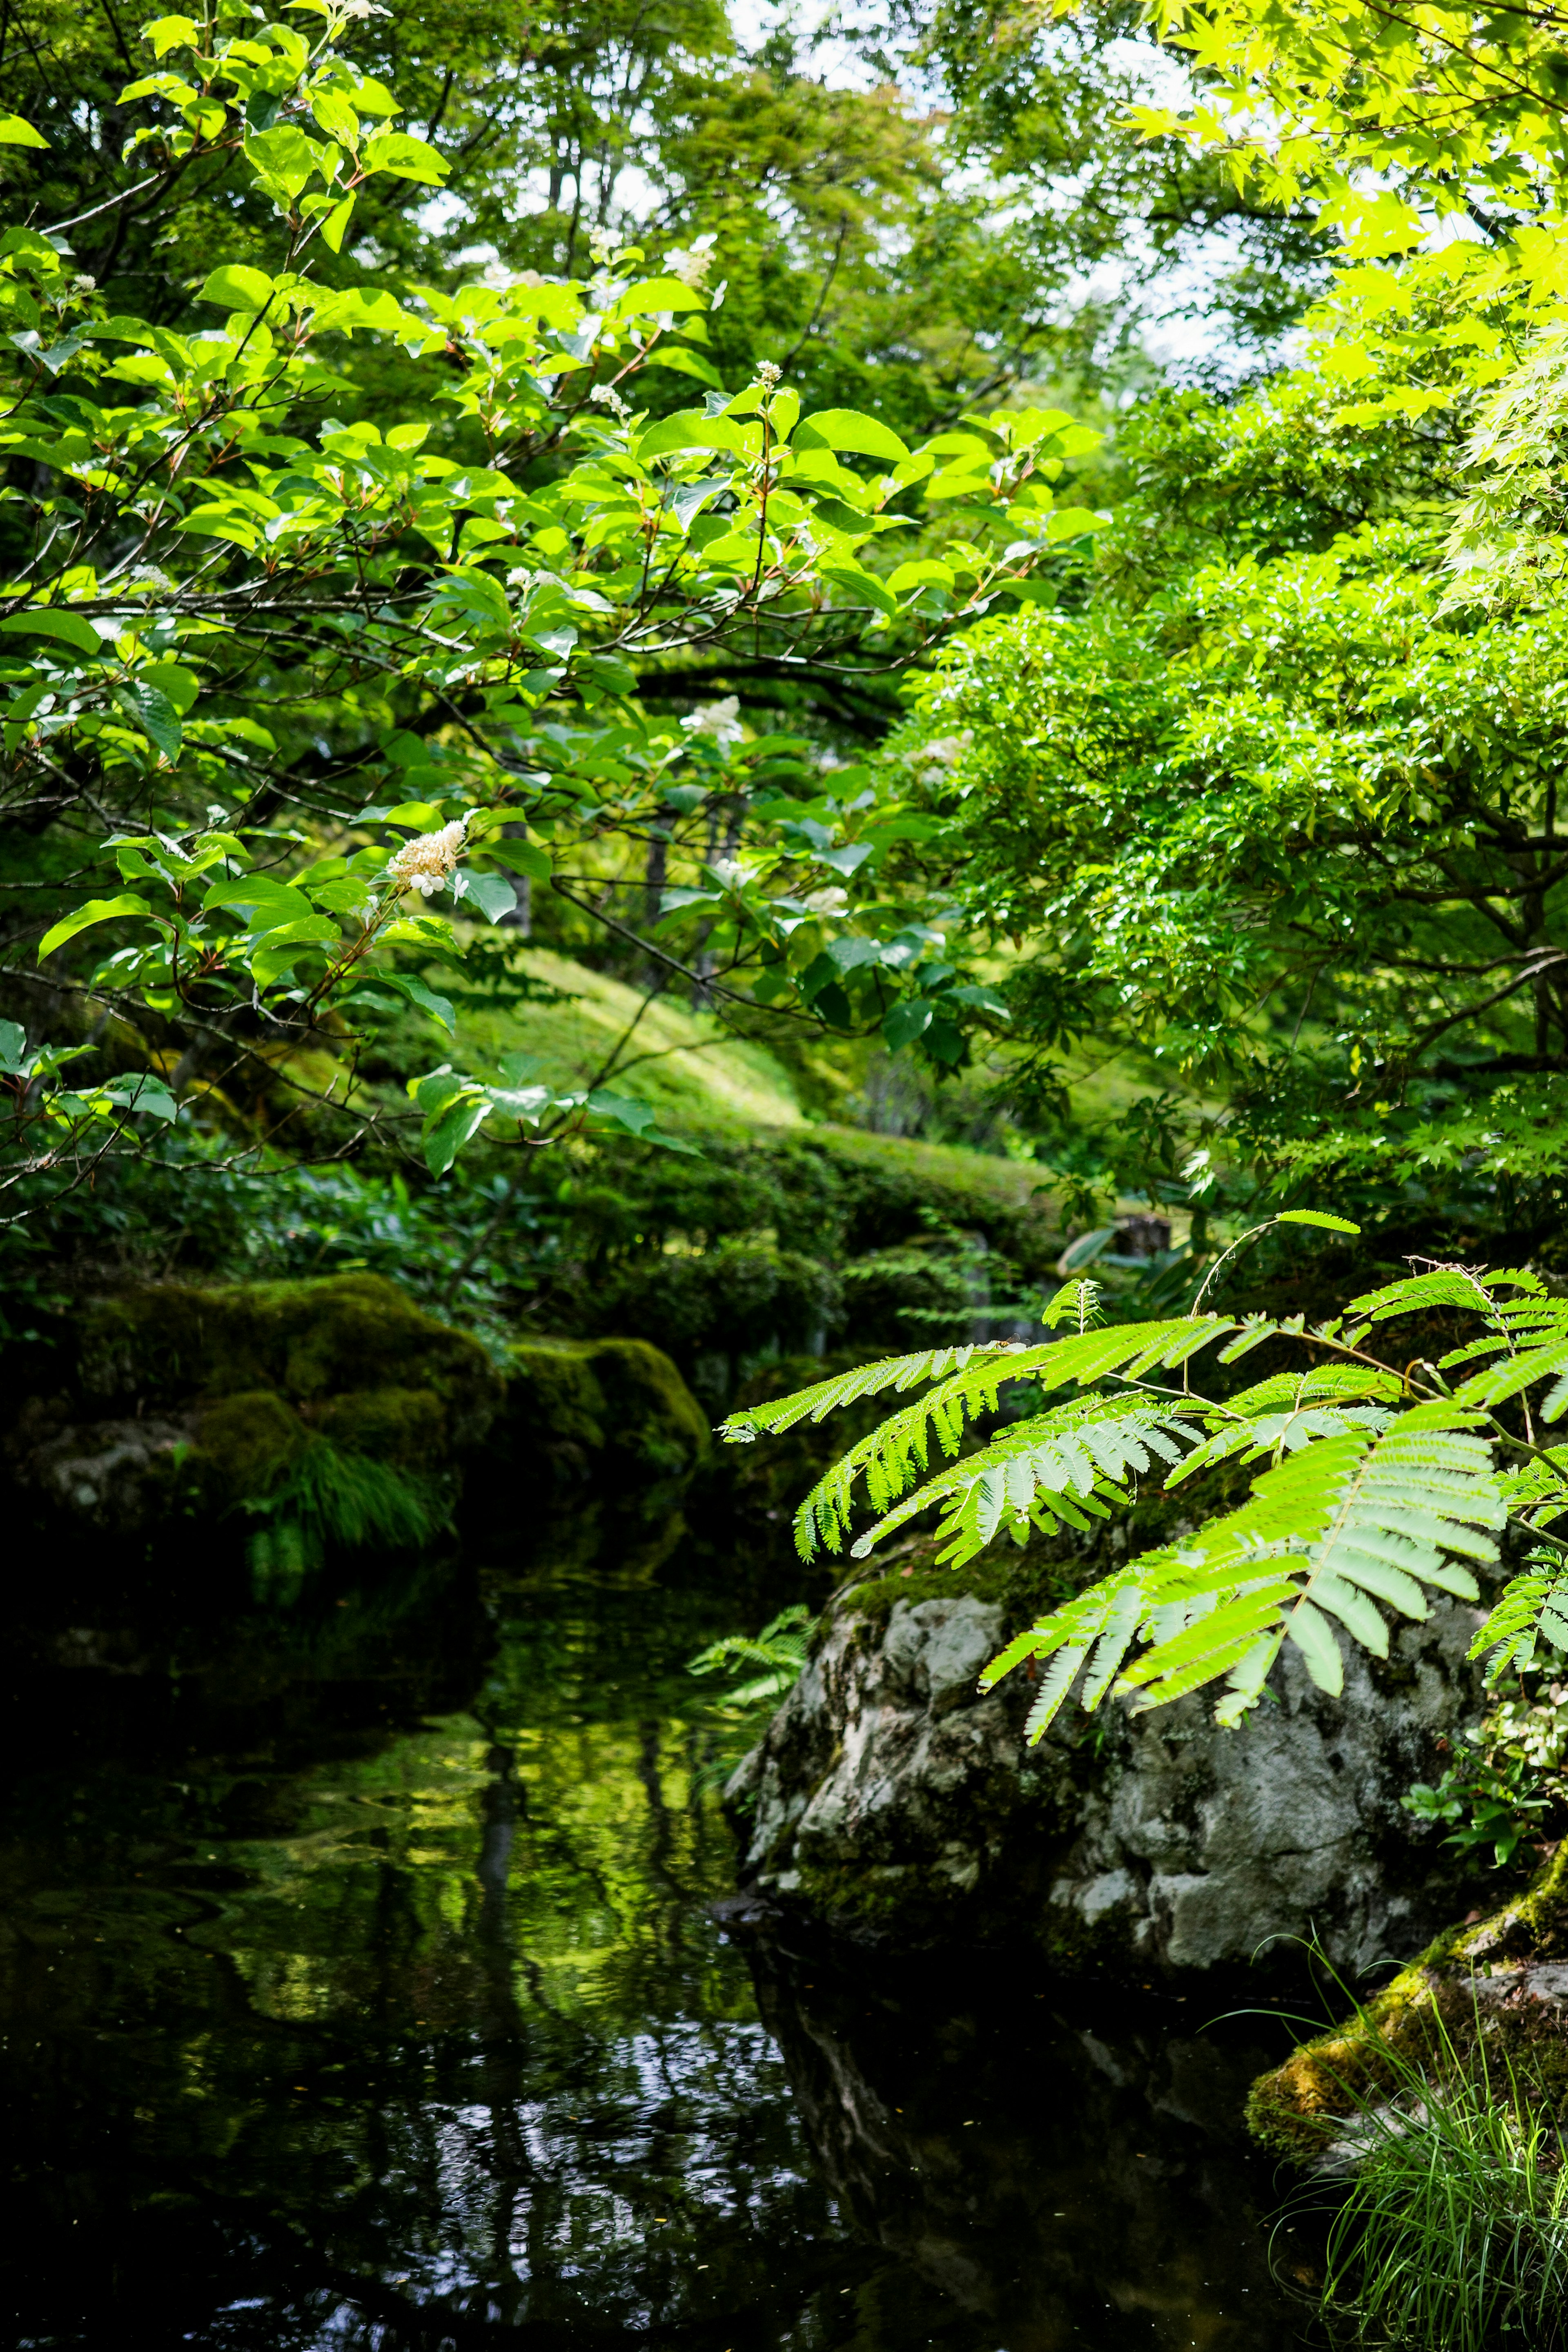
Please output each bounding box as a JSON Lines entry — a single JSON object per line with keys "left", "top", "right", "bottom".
{"left": 245, "top": 1439, "right": 448, "bottom": 1604}
{"left": 1288, "top": 1999, "right": 1568, "bottom": 2350}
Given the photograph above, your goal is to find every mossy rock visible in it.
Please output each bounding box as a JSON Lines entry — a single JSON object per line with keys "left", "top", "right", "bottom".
{"left": 69, "top": 1273, "right": 500, "bottom": 1447}
{"left": 477, "top": 1336, "right": 710, "bottom": 1512}
{"left": 191, "top": 1389, "right": 307, "bottom": 1499}
{"left": 1246, "top": 1842, "right": 1568, "bottom": 2162}
{"left": 588, "top": 1243, "right": 841, "bottom": 1411}
{"left": 2, "top": 1276, "right": 502, "bottom": 1556}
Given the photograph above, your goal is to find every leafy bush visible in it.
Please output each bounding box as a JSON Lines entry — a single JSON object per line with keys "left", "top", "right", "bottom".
{"left": 1405, "top": 1672, "right": 1568, "bottom": 1868}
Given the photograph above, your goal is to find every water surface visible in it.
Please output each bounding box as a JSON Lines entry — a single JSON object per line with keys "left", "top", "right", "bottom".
{"left": 1, "top": 1551, "right": 1313, "bottom": 2349}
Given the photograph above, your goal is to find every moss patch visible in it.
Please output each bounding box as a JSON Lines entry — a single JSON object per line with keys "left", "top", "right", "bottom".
{"left": 71, "top": 1273, "right": 501, "bottom": 1444}
{"left": 1247, "top": 1843, "right": 1568, "bottom": 2162}
{"left": 192, "top": 1390, "right": 307, "bottom": 1498}
{"left": 3, "top": 1276, "right": 502, "bottom": 1560}
{"left": 484, "top": 1335, "right": 710, "bottom": 1495}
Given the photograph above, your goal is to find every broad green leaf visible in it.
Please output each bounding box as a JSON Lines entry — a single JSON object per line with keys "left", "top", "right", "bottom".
{"left": 637, "top": 409, "right": 746, "bottom": 460}
{"left": 104, "top": 1076, "right": 178, "bottom": 1122}
{"left": 476, "top": 838, "right": 551, "bottom": 883}
{"left": 615, "top": 277, "right": 708, "bottom": 316}
{"left": 0, "top": 114, "right": 48, "bottom": 148}
{"left": 38, "top": 894, "right": 153, "bottom": 960}
{"left": 423, "top": 1090, "right": 491, "bottom": 1175}
{"left": 794, "top": 408, "right": 910, "bottom": 463}
{"left": 454, "top": 870, "right": 516, "bottom": 923}
{"left": 112, "top": 682, "right": 183, "bottom": 761}
{"left": 321, "top": 194, "right": 356, "bottom": 254}
{"left": 351, "top": 971, "right": 455, "bottom": 1034}
{"left": 249, "top": 917, "right": 340, "bottom": 987}
{"left": 198, "top": 264, "right": 276, "bottom": 312}
{"left": 0, "top": 609, "right": 100, "bottom": 656}
{"left": 883, "top": 998, "right": 933, "bottom": 1051}
{"left": 642, "top": 345, "right": 724, "bottom": 387}
{"left": 361, "top": 129, "right": 449, "bottom": 184}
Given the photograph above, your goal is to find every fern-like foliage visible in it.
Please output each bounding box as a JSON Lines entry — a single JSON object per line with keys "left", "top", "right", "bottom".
{"left": 1471, "top": 1553, "right": 1568, "bottom": 1681}
{"left": 726, "top": 1236, "right": 1568, "bottom": 1735}
{"left": 722, "top": 1315, "right": 1250, "bottom": 1557}
{"left": 687, "top": 1604, "right": 815, "bottom": 1711}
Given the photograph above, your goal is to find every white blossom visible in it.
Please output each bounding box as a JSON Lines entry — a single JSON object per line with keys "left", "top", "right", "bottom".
{"left": 665, "top": 234, "right": 716, "bottom": 289}
{"left": 802, "top": 886, "right": 848, "bottom": 915}
{"left": 336, "top": 0, "right": 390, "bottom": 18}
{"left": 590, "top": 382, "right": 632, "bottom": 421}
{"left": 753, "top": 360, "right": 782, "bottom": 392}
{"left": 682, "top": 695, "right": 744, "bottom": 749}
{"left": 915, "top": 729, "right": 972, "bottom": 786}
{"left": 386, "top": 818, "right": 466, "bottom": 898}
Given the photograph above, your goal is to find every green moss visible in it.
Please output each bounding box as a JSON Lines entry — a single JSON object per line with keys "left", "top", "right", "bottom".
{"left": 311, "top": 1385, "right": 452, "bottom": 1473}
{"left": 9, "top": 1278, "right": 501, "bottom": 1566}
{"left": 1246, "top": 1844, "right": 1568, "bottom": 2162}
{"left": 72, "top": 1274, "right": 501, "bottom": 1444}
{"left": 73, "top": 1270, "right": 491, "bottom": 1411}
{"left": 836, "top": 1537, "right": 1076, "bottom": 1632}
{"left": 487, "top": 1336, "right": 710, "bottom": 1492}
{"left": 191, "top": 1390, "right": 307, "bottom": 1499}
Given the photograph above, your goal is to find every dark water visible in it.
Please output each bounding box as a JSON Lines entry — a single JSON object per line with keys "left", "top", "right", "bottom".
{"left": 1, "top": 1547, "right": 1316, "bottom": 2350}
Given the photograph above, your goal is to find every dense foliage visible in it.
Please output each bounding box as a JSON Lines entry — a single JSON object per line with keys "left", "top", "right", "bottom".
{"left": 0, "top": 1, "right": 1131, "bottom": 1236}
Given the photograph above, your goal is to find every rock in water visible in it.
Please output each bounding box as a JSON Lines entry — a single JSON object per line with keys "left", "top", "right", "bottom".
{"left": 728, "top": 1576, "right": 1488, "bottom": 1978}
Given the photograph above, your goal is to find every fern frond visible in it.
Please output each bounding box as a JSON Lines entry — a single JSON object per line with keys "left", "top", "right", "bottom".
{"left": 1470, "top": 1550, "right": 1568, "bottom": 1682}
{"left": 1169, "top": 1403, "right": 1394, "bottom": 1484}
{"left": 1458, "top": 1330, "right": 1568, "bottom": 1414}
{"left": 980, "top": 1411, "right": 1503, "bottom": 1730}
{"left": 1042, "top": 1276, "right": 1102, "bottom": 1330}
{"left": 718, "top": 1343, "right": 1011, "bottom": 1443}
{"left": 782, "top": 1315, "right": 1239, "bottom": 1556}
{"left": 978, "top": 1567, "right": 1145, "bottom": 1740}
{"left": 1348, "top": 1268, "right": 1532, "bottom": 1323}
{"left": 846, "top": 1398, "right": 1198, "bottom": 1568}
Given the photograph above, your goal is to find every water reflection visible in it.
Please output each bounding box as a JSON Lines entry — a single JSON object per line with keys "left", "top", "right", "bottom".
{"left": 1, "top": 1558, "right": 1312, "bottom": 2350}
{"left": 752, "top": 1936, "right": 1305, "bottom": 2350}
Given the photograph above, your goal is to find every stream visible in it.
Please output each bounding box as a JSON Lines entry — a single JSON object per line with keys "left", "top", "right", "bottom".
{"left": 1, "top": 1541, "right": 1317, "bottom": 2350}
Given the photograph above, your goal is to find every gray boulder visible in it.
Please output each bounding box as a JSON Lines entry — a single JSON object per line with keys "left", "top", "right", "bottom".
{"left": 728, "top": 1573, "right": 1488, "bottom": 1976}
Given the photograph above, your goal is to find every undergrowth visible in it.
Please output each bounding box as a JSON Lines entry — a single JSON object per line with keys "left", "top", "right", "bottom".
{"left": 245, "top": 1440, "right": 448, "bottom": 1606}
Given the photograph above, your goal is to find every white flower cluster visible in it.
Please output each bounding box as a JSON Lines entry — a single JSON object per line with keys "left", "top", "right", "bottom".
{"left": 682, "top": 695, "right": 744, "bottom": 750}
{"left": 915, "top": 729, "right": 972, "bottom": 787}
{"left": 386, "top": 819, "right": 466, "bottom": 898}
{"left": 590, "top": 382, "right": 632, "bottom": 421}
{"left": 666, "top": 233, "right": 717, "bottom": 289}
{"left": 753, "top": 360, "right": 782, "bottom": 392}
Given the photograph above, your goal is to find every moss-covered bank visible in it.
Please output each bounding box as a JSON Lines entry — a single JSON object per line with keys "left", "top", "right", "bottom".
{"left": 463, "top": 1335, "right": 710, "bottom": 1554}
{"left": 1247, "top": 1842, "right": 1568, "bottom": 2160}
{"left": 0, "top": 1274, "right": 724, "bottom": 1596}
